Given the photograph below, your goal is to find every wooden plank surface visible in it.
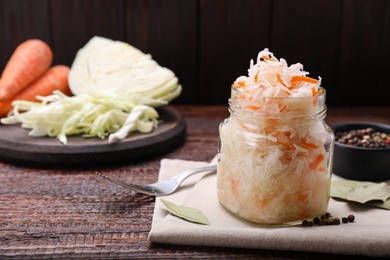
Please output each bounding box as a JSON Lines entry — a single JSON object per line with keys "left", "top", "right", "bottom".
{"left": 338, "top": 0, "right": 390, "bottom": 105}
{"left": 270, "top": 0, "right": 342, "bottom": 105}
{"left": 0, "top": 107, "right": 186, "bottom": 166}
{"left": 1, "top": 0, "right": 390, "bottom": 105}
{"left": 50, "top": 0, "right": 125, "bottom": 67}
{"left": 125, "top": 0, "right": 198, "bottom": 105}
{"left": 0, "top": 105, "right": 389, "bottom": 258}
{"left": 0, "top": 0, "right": 390, "bottom": 105}
{"left": 0, "top": 0, "right": 50, "bottom": 72}
{"left": 198, "top": 0, "right": 272, "bottom": 104}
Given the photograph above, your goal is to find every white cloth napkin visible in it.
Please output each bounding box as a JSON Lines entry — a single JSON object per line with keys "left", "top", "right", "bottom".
{"left": 149, "top": 159, "right": 390, "bottom": 257}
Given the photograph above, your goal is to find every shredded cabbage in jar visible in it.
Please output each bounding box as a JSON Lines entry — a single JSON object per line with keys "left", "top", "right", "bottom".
{"left": 0, "top": 91, "right": 161, "bottom": 144}
{"left": 217, "top": 49, "right": 333, "bottom": 224}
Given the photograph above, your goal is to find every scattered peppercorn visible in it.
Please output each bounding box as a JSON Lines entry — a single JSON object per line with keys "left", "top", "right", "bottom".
{"left": 301, "top": 213, "right": 356, "bottom": 227}
{"left": 335, "top": 128, "right": 390, "bottom": 148}
{"left": 333, "top": 218, "right": 341, "bottom": 225}
{"left": 318, "top": 220, "right": 325, "bottom": 226}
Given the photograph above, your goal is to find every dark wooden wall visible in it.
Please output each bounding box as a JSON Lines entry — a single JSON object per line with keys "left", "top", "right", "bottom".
{"left": 0, "top": 0, "right": 389, "bottom": 106}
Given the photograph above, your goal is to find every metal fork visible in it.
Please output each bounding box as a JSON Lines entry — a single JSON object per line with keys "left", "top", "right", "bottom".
{"left": 96, "top": 165, "right": 217, "bottom": 196}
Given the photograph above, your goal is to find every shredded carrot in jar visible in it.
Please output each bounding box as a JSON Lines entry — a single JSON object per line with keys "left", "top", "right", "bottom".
{"left": 309, "top": 153, "right": 325, "bottom": 170}
{"left": 291, "top": 76, "right": 318, "bottom": 84}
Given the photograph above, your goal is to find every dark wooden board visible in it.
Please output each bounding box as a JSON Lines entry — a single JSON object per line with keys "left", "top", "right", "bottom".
{"left": 125, "top": 0, "right": 198, "bottom": 105}
{"left": 0, "top": 106, "right": 186, "bottom": 166}
{"left": 0, "top": 0, "right": 51, "bottom": 72}
{"left": 50, "top": 0, "right": 125, "bottom": 67}
{"left": 199, "top": 0, "right": 271, "bottom": 104}
{"left": 338, "top": 0, "right": 390, "bottom": 105}
{"left": 2, "top": 1, "right": 390, "bottom": 106}
{"left": 270, "top": 0, "right": 342, "bottom": 105}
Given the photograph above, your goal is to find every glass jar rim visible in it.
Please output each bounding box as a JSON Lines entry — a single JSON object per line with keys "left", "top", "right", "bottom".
{"left": 231, "top": 86, "right": 327, "bottom": 100}
{"left": 228, "top": 86, "right": 327, "bottom": 121}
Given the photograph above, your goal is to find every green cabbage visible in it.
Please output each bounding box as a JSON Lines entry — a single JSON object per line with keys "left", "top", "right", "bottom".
{"left": 1, "top": 91, "right": 161, "bottom": 144}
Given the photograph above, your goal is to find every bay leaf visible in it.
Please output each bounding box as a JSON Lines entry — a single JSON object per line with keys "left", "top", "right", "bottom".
{"left": 331, "top": 180, "right": 390, "bottom": 209}
{"left": 160, "top": 199, "right": 209, "bottom": 225}
{"left": 366, "top": 198, "right": 390, "bottom": 210}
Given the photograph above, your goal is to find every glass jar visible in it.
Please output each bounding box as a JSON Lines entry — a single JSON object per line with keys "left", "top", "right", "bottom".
{"left": 217, "top": 87, "right": 334, "bottom": 225}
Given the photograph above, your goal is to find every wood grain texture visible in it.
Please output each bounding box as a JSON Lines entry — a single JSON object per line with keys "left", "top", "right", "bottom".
{"left": 199, "top": 0, "right": 272, "bottom": 104}
{"left": 0, "top": 107, "right": 186, "bottom": 166}
{"left": 125, "top": 0, "right": 198, "bottom": 105}
{"left": 0, "top": 0, "right": 51, "bottom": 72}
{"left": 338, "top": 0, "right": 390, "bottom": 105}
{"left": 50, "top": 0, "right": 125, "bottom": 67}
{"left": 270, "top": 0, "right": 342, "bottom": 105}
{"left": 0, "top": 105, "right": 389, "bottom": 258}
{"left": 1, "top": 0, "right": 390, "bottom": 105}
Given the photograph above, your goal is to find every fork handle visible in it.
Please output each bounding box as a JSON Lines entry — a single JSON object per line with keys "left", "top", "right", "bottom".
{"left": 172, "top": 165, "right": 217, "bottom": 184}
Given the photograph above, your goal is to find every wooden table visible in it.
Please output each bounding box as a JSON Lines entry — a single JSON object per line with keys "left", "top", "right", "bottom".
{"left": 0, "top": 105, "right": 389, "bottom": 259}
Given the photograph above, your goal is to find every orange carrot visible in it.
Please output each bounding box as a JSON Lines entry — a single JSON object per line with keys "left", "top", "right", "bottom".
{"left": 311, "top": 87, "right": 316, "bottom": 96}
{"left": 262, "top": 55, "right": 276, "bottom": 62}
{"left": 291, "top": 76, "right": 318, "bottom": 84}
{"left": 276, "top": 74, "right": 289, "bottom": 88}
{"left": 311, "top": 87, "right": 324, "bottom": 96}
{"left": 257, "top": 198, "right": 268, "bottom": 208}
{"left": 309, "top": 153, "right": 325, "bottom": 170}
{"left": 231, "top": 177, "right": 239, "bottom": 194}
{"left": 274, "top": 131, "right": 295, "bottom": 150}
{"left": 254, "top": 71, "right": 259, "bottom": 82}
{"left": 0, "top": 65, "right": 70, "bottom": 117}
{"left": 233, "top": 81, "right": 246, "bottom": 88}
{"left": 245, "top": 105, "right": 261, "bottom": 110}
{"left": 0, "top": 39, "right": 53, "bottom": 101}
{"left": 297, "top": 193, "right": 308, "bottom": 202}
{"left": 300, "top": 137, "right": 318, "bottom": 149}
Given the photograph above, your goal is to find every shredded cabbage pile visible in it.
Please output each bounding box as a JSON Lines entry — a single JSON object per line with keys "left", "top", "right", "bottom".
{"left": 1, "top": 91, "right": 161, "bottom": 144}
{"left": 233, "top": 48, "right": 321, "bottom": 98}
{"left": 217, "top": 49, "right": 333, "bottom": 224}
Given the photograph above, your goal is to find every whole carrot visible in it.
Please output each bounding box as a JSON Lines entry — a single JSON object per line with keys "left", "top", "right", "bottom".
{"left": 0, "top": 65, "right": 71, "bottom": 118}
{"left": 0, "top": 39, "right": 53, "bottom": 101}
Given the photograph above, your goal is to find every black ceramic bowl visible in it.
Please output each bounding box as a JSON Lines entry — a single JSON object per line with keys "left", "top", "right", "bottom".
{"left": 332, "top": 122, "right": 390, "bottom": 181}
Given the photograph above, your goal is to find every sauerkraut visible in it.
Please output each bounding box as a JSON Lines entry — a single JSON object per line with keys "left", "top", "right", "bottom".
{"left": 217, "top": 49, "right": 334, "bottom": 224}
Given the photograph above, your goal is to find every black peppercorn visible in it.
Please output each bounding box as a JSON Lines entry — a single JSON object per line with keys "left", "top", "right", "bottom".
{"left": 301, "top": 213, "right": 356, "bottom": 227}
{"left": 335, "top": 128, "right": 390, "bottom": 149}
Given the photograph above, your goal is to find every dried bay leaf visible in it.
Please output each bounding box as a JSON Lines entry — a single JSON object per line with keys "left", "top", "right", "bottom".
{"left": 160, "top": 199, "right": 209, "bottom": 225}
{"left": 366, "top": 199, "right": 390, "bottom": 210}
{"left": 331, "top": 180, "right": 390, "bottom": 210}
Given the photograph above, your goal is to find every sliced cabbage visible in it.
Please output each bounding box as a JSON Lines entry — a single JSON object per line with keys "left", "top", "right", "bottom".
{"left": 68, "top": 36, "right": 181, "bottom": 102}
{"left": 0, "top": 91, "right": 160, "bottom": 144}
